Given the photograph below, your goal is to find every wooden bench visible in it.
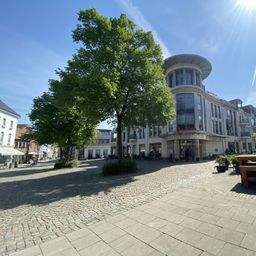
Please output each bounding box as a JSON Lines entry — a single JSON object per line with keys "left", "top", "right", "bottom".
{"left": 239, "top": 165, "right": 256, "bottom": 188}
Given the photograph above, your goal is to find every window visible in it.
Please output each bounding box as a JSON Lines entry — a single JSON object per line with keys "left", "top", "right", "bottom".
{"left": 176, "top": 69, "right": 184, "bottom": 85}
{"left": 0, "top": 132, "right": 4, "bottom": 144}
{"left": 214, "top": 105, "right": 217, "bottom": 118}
{"left": 215, "top": 121, "right": 219, "bottom": 134}
{"left": 158, "top": 126, "right": 162, "bottom": 136}
{"left": 149, "top": 127, "right": 153, "bottom": 137}
{"left": 226, "top": 110, "right": 234, "bottom": 136}
{"left": 203, "top": 98, "right": 207, "bottom": 131}
{"left": 211, "top": 103, "right": 214, "bottom": 117}
{"left": 123, "top": 132, "right": 126, "bottom": 142}
{"left": 153, "top": 126, "right": 157, "bottom": 137}
{"left": 197, "top": 95, "right": 203, "bottom": 130}
{"left": 176, "top": 93, "right": 195, "bottom": 130}
{"left": 7, "top": 133, "right": 11, "bottom": 145}
{"left": 168, "top": 120, "right": 174, "bottom": 132}
{"left": 219, "top": 122, "right": 222, "bottom": 135}
{"left": 142, "top": 128, "right": 145, "bottom": 139}
{"left": 185, "top": 69, "right": 193, "bottom": 85}
{"left": 168, "top": 73, "right": 173, "bottom": 88}
{"left": 195, "top": 71, "right": 200, "bottom": 86}
{"left": 95, "top": 149, "right": 101, "bottom": 158}
{"left": 218, "top": 106, "right": 221, "bottom": 118}
{"left": 9, "top": 121, "right": 14, "bottom": 130}
{"left": 103, "top": 149, "right": 108, "bottom": 157}
{"left": 212, "top": 120, "right": 215, "bottom": 133}
{"left": 2, "top": 118, "right": 6, "bottom": 128}
{"left": 138, "top": 128, "right": 142, "bottom": 139}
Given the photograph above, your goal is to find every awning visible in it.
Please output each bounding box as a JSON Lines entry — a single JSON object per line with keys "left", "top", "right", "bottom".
{"left": 28, "top": 152, "right": 39, "bottom": 155}
{"left": 0, "top": 147, "right": 24, "bottom": 156}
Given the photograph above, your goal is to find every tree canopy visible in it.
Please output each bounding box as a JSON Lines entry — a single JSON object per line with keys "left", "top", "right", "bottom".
{"left": 30, "top": 8, "right": 175, "bottom": 161}
{"left": 57, "top": 8, "right": 175, "bottom": 159}
{"left": 29, "top": 81, "right": 97, "bottom": 160}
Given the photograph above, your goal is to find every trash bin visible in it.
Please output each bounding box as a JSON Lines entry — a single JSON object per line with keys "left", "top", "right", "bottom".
{"left": 14, "top": 161, "right": 18, "bottom": 168}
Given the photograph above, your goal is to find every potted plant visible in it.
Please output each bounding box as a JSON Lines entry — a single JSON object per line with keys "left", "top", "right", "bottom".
{"left": 215, "top": 155, "right": 230, "bottom": 172}
{"left": 230, "top": 154, "right": 239, "bottom": 173}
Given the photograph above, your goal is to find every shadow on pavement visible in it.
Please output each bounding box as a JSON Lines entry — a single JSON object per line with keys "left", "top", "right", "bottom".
{"left": 0, "top": 166, "right": 54, "bottom": 178}
{"left": 230, "top": 183, "right": 256, "bottom": 195}
{"left": 0, "top": 159, "right": 214, "bottom": 210}
{"left": 0, "top": 159, "right": 169, "bottom": 210}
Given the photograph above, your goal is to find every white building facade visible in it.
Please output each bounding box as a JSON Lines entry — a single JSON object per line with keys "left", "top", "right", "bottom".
{"left": 116, "top": 54, "right": 256, "bottom": 160}
{"left": 0, "top": 100, "right": 23, "bottom": 166}
{"left": 83, "top": 129, "right": 112, "bottom": 159}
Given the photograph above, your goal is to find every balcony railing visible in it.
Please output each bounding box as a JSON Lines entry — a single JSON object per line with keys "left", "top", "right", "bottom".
{"left": 241, "top": 132, "right": 251, "bottom": 137}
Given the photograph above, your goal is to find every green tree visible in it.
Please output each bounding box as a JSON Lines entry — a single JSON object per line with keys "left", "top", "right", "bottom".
{"left": 29, "top": 83, "right": 97, "bottom": 161}
{"left": 58, "top": 8, "right": 175, "bottom": 160}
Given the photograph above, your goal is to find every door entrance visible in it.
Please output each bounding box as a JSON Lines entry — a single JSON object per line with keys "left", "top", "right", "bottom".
{"left": 179, "top": 140, "right": 194, "bottom": 161}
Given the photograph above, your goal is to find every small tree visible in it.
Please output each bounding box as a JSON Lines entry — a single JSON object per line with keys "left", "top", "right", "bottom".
{"left": 58, "top": 8, "right": 175, "bottom": 160}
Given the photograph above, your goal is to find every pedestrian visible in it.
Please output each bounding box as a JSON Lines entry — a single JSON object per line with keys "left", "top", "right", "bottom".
{"left": 169, "top": 148, "right": 173, "bottom": 162}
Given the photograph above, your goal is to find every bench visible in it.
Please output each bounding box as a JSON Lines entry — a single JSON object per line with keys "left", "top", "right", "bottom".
{"left": 239, "top": 165, "right": 256, "bottom": 188}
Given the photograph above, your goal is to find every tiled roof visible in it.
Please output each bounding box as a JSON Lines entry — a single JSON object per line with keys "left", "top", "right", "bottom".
{"left": 0, "top": 100, "right": 20, "bottom": 117}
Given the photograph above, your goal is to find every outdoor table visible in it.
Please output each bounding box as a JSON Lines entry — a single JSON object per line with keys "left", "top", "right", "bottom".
{"left": 237, "top": 155, "right": 256, "bottom": 188}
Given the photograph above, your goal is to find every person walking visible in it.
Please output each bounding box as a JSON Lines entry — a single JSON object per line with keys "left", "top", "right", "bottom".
{"left": 169, "top": 148, "right": 174, "bottom": 162}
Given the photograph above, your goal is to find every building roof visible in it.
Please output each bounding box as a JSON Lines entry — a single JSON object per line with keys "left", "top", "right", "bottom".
{"left": 164, "top": 54, "right": 212, "bottom": 80}
{"left": 0, "top": 100, "right": 20, "bottom": 117}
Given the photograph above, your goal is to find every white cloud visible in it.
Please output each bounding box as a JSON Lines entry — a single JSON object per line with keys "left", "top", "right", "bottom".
{"left": 115, "top": 0, "right": 171, "bottom": 58}
{"left": 245, "top": 91, "right": 256, "bottom": 105}
{"left": 251, "top": 66, "right": 256, "bottom": 88}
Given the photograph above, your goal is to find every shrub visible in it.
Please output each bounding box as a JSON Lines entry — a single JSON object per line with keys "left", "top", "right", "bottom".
{"left": 102, "top": 159, "right": 137, "bottom": 176}
{"left": 230, "top": 155, "right": 239, "bottom": 166}
{"left": 215, "top": 155, "right": 230, "bottom": 166}
{"left": 54, "top": 160, "right": 79, "bottom": 169}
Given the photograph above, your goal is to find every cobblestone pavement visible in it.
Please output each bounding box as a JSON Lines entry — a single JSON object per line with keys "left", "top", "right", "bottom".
{"left": 0, "top": 159, "right": 215, "bottom": 255}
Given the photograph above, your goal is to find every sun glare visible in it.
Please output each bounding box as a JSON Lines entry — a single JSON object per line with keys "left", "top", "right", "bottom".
{"left": 237, "top": 0, "right": 256, "bottom": 10}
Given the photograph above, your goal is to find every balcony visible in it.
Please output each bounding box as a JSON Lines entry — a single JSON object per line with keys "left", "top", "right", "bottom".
{"left": 241, "top": 132, "right": 251, "bottom": 137}
{"left": 128, "top": 134, "right": 137, "bottom": 142}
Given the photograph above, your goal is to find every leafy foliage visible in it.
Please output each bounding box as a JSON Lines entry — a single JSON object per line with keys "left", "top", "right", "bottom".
{"left": 29, "top": 82, "right": 97, "bottom": 160}
{"left": 54, "top": 160, "right": 79, "bottom": 169}
{"left": 58, "top": 8, "right": 175, "bottom": 159}
{"left": 102, "top": 159, "right": 137, "bottom": 176}
{"left": 215, "top": 155, "right": 231, "bottom": 166}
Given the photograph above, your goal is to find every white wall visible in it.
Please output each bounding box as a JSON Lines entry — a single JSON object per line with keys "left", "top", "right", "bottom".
{"left": 0, "top": 111, "right": 18, "bottom": 147}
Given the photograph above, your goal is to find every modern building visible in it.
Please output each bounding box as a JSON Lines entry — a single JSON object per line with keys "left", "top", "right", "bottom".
{"left": 15, "top": 124, "right": 39, "bottom": 163}
{"left": 116, "top": 54, "right": 256, "bottom": 160}
{"left": 83, "top": 129, "right": 112, "bottom": 159}
{"left": 0, "top": 100, "right": 24, "bottom": 166}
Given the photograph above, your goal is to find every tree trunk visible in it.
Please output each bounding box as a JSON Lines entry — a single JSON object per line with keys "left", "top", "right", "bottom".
{"left": 60, "top": 147, "right": 63, "bottom": 160}
{"left": 117, "top": 115, "right": 123, "bottom": 160}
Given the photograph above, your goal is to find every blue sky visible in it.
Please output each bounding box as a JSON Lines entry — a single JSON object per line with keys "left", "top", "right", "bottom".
{"left": 0, "top": 0, "right": 256, "bottom": 128}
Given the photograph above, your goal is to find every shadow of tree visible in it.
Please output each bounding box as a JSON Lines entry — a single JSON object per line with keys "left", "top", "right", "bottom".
{"left": 0, "top": 159, "right": 174, "bottom": 210}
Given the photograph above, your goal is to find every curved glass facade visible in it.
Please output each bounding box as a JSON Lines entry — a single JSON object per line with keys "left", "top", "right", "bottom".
{"left": 167, "top": 68, "right": 201, "bottom": 88}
